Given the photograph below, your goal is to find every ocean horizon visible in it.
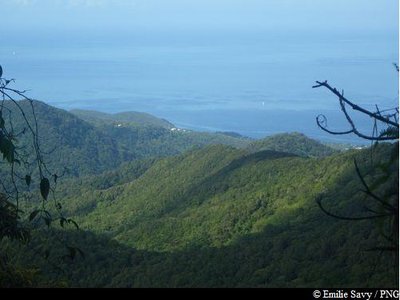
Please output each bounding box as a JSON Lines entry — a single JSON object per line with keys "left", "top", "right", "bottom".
{"left": 1, "top": 30, "right": 398, "bottom": 144}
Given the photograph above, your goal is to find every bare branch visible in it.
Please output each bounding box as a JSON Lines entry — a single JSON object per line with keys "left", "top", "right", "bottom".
{"left": 354, "top": 159, "right": 396, "bottom": 213}
{"left": 316, "top": 196, "right": 391, "bottom": 221}
{"left": 313, "top": 80, "right": 399, "bottom": 128}
{"left": 313, "top": 74, "right": 398, "bottom": 252}
{"left": 339, "top": 98, "right": 396, "bottom": 141}
{"left": 316, "top": 114, "right": 354, "bottom": 135}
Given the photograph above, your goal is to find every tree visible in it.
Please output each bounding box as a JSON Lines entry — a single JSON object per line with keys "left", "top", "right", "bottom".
{"left": 0, "top": 65, "right": 80, "bottom": 286}
{"left": 313, "top": 69, "right": 399, "bottom": 252}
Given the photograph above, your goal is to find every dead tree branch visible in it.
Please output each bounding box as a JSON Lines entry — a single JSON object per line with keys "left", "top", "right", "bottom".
{"left": 313, "top": 80, "right": 399, "bottom": 129}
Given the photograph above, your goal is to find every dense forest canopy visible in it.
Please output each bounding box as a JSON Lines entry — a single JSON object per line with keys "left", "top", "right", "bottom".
{"left": 0, "top": 95, "right": 397, "bottom": 287}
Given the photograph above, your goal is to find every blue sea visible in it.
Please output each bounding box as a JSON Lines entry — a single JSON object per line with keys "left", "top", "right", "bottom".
{"left": 1, "top": 30, "right": 398, "bottom": 144}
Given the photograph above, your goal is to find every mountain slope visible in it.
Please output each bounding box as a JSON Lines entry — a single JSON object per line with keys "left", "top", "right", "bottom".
{"left": 2, "top": 100, "right": 133, "bottom": 176}
{"left": 247, "top": 132, "right": 336, "bottom": 157}
{"left": 70, "top": 109, "right": 175, "bottom": 129}
{"left": 64, "top": 145, "right": 375, "bottom": 250}
{"left": 3, "top": 101, "right": 397, "bottom": 288}
{"left": 5, "top": 131, "right": 397, "bottom": 288}
{"left": 32, "top": 142, "right": 397, "bottom": 288}
{"left": 2, "top": 101, "right": 333, "bottom": 181}
{"left": 71, "top": 108, "right": 252, "bottom": 158}
{"left": 1, "top": 101, "right": 248, "bottom": 177}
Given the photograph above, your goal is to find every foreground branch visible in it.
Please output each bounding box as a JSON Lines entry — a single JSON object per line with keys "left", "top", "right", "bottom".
{"left": 313, "top": 80, "right": 399, "bottom": 128}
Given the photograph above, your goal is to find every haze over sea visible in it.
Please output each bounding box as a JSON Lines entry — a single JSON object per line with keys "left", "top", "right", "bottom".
{"left": 0, "top": 1, "right": 398, "bottom": 144}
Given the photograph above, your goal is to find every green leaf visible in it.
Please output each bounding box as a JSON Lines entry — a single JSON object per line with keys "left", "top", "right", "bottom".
{"left": 40, "top": 178, "right": 50, "bottom": 200}
{"left": 25, "top": 175, "right": 31, "bottom": 187}
{"left": 0, "top": 136, "right": 15, "bottom": 163}
{"left": 29, "top": 210, "right": 40, "bottom": 222}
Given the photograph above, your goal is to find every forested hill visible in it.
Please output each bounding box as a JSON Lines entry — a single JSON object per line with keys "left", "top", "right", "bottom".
{"left": 247, "top": 132, "right": 337, "bottom": 157}
{"left": 70, "top": 107, "right": 252, "bottom": 157}
{"left": 2, "top": 101, "right": 338, "bottom": 179}
{"left": 1, "top": 100, "right": 249, "bottom": 176}
{"left": 2, "top": 100, "right": 132, "bottom": 176}
{"left": 70, "top": 109, "right": 175, "bottom": 129}
{"left": 14, "top": 142, "right": 397, "bottom": 287}
{"left": 2, "top": 100, "right": 397, "bottom": 287}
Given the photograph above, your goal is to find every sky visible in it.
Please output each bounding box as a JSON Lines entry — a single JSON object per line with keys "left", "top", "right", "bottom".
{"left": 0, "top": 0, "right": 398, "bottom": 142}
{"left": 0, "top": 0, "right": 398, "bottom": 36}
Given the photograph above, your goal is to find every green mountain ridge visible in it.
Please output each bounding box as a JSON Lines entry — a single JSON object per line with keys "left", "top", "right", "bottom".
{"left": 1, "top": 101, "right": 337, "bottom": 179}
{"left": 247, "top": 132, "right": 337, "bottom": 157}
{"left": 1, "top": 100, "right": 397, "bottom": 288}
{"left": 18, "top": 142, "right": 394, "bottom": 287}
{"left": 70, "top": 109, "right": 175, "bottom": 129}
{"left": 2, "top": 100, "right": 133, "bottom": 176}
{"left": 70, "top": 107, "right": 252, "bottom": 158}
{"left": 62, "top": 144, "right": 395, "bottom": 251}
{"left": 0, "top": 100, "right": 250, "bottom": 177}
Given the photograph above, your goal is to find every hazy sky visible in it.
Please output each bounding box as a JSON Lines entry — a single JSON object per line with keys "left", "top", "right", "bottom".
{"left": 1, "top": 0, "right": 398, "bottom": 35}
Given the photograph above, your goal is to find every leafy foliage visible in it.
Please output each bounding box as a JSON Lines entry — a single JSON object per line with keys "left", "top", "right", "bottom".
{"left": 1, "top": 100, "right": 250, "bottom": 179}
{"left": 0, "top": 67, "right": 83, "bottom": 287}
{"left": 0, "top": 94, "right": 397, "bottom": 287}
{"left": 72, "top": 109, "right": 251, "bottom": 159}
{"left": 247, "top": 132, "right": 336, "bottom": 157}
{"left": 8, "top": 142, "right": 397, "bottom": 287}
{"left": 314, "top": 77, "right": 399, "bottom": 252}
{"left": 70, "top": 109, "right": 175, "bottom": 129}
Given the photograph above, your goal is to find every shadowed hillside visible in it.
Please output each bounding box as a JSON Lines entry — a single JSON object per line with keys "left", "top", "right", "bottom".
{"left": 7, "top": 143, "right": 397, "bottom": 288}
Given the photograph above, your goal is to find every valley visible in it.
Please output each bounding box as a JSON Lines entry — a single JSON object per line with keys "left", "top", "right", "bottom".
{"left": 1, "top": 101, "right": 397, "bottom": 287}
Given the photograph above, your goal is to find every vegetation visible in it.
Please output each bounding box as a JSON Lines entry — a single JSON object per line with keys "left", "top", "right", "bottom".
{"left": 7, "top": 141, "right": 398, "bottom": 287}
{"left": 247, "top": 132, "right": 336, "bottom": 157}
{"left": 70, "top": 109, "right": 175, "bottom": 129}
{"left": 1, "top": 100, "right": 251, "bottom": 179}
{"left": 313, "top": 79, "right": 399, "bottom": 252}
{"left": 0, "top": 100, "right": 133, "bottom": 177}
{"left": 71, "top": 108, "right": 251, "bottom": 159}
{"left": 0, "top": 66, "right": 70, "bottom": 287}
{"left": 0, "top": 65, "right": 397, "bottom": 287}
